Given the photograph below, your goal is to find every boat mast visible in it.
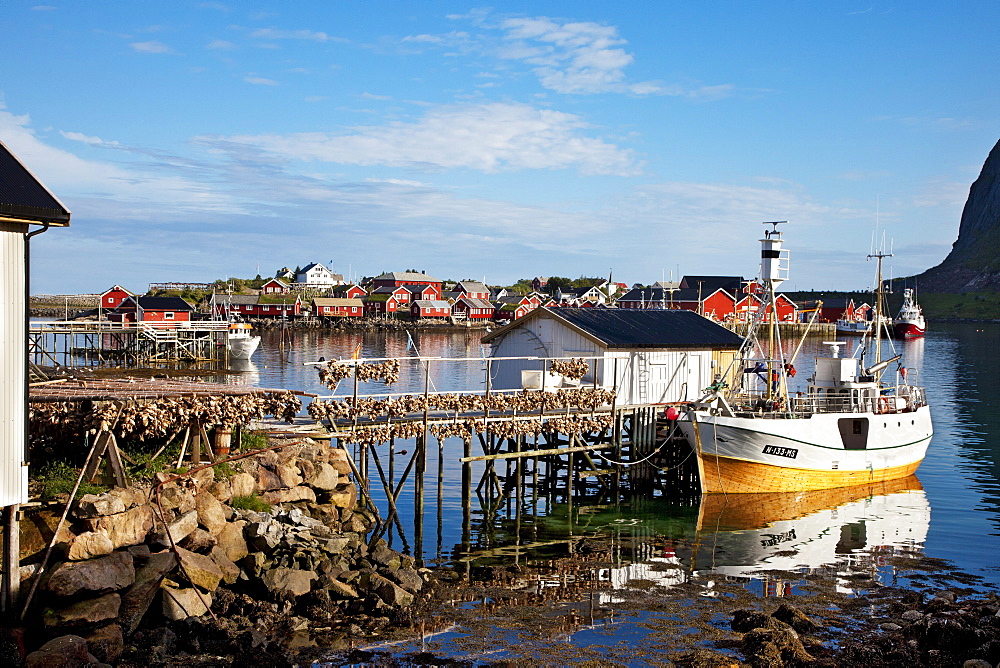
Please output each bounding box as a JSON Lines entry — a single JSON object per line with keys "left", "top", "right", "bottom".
{"left": 760, "top": 221, "right": 789, "bottom": 401}
{"left": 867, "top": 242, "right": 892, "bottom": 367}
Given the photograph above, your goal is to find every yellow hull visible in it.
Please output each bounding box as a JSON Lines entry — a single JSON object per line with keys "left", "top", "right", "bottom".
{"left": 698, "top": 453, "right": 923, "bottom": 494}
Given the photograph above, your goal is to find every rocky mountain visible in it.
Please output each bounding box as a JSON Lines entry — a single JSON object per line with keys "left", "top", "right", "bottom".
{"left": 916, "top": 138, "right": 1000, "bottom": 292}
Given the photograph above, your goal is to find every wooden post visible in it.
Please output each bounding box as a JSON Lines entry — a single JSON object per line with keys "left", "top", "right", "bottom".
{"left": 2, "top": 504, "right": 19, "bottom": 619}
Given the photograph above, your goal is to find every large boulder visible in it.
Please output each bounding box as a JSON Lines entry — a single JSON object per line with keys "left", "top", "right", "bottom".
{"left": 45, "top": 551, "right": 134, "bottom": 597}
{"left": 328, "top": 449, "right": 353, "bottom": 476}
{"left": 81, "top": 623, "right": 124, "bottom": 664}
{"left": 308, "top": 463, "right": 340, "bottom": 491}
{"left": 196, "top": 490, "right": 228, "bottom": 535}
{"left": 174, "top": 546, "right": 223, "bottom": 592}
{"left": 25, "top": 635, "right": 94, "bottom": 668}
{"left": 363, "top": 572, "right": 414, "bottom": 607}
{"left": 84, "top": 504, "right": 154, "bottom": 550}
{"left": 119, "top": 551, "right": 178, "bottom": 635}
{"left": 65, "top": 531, "right": 114, "bottom": 561}
{"left": 43, "top": 592, "right": 121, "bottom": 629}
{"left": 152, "top": 509, "right": 198, "bottom": 547}
{"left": 209, "top": 546, "right": 241, "bottom": 585}
{"left": 157, "top": 484, "right": 196, "bottom": 514}
{"left": 216, "top": 521, "right": 249, "bottom": 562}
{"left": 73, "top": 493, "right": 126, "bottom": 519}
{"left": 326, "top": 482, "right": 357, "bottom": 510}
{"left": 262, "top": 486, "right": 317, "bottom": 505}
{"left": 262, "top": 567, "right": 315, "bottom": 599}
{"left": 161, "top": 583, "right": 213, "bottom": 621}
{"left": 229, "top": 472, "right": 256, "bottom": 498}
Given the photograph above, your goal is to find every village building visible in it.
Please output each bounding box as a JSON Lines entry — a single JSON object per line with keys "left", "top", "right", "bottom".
{"left": 275, "top": 267, "right": 296, "bottom": 281}
{"left": 403, "top": 284, "right": 440, "bottom": 302}
{"left": 260, "top": 278, "right": 291, "bottom": 294}
{"left": 454, "top": 280, "right": 490, "bottom": 300}
{"left": 556, "top": 285, "right": 608, "bottom": 305}
{"left": 733, "top": 293, "right": 798, "bottom": 323}
{"left": 100, "top": 285, "right": 134, "bottom": 311}
{"left": 531, "top": 277, "right": 548, "bottom": 293}
{"left": 363, "top": 293, "right": 404, "bottom": 316}
{"left": 410, "top": 300, "right": 452, "bottom": 319}
{"left": 482, "top": 308, "right": 743, "bottom": 405}
{"left": 328, "top": 284, "right": 366, "bottom": 299}
{"left": 452, "top": 296, "right": 495, "bottom": 321}
{"left": 312, "top": 297, "right": 364, "bottom": 318}
{"left": 296, "top": 262, "right": 342, "bottom": 287}
{"left": 112, "top": 296, "right": 194, "bottom": 324}
{"left": 214, "top": 294, "right": 301, "bottom": 319}
{"left": 371, "top": 271, "right": 442, "bottom": 293}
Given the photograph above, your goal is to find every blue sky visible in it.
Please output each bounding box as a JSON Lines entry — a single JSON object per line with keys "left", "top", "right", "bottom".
{"left": 3, "top": 2, "right": 997, "bottom": 294}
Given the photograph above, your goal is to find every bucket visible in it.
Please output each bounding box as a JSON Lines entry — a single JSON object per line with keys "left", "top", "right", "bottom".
{"left": 214, "top": 427, "right": 233, "bottom": 459}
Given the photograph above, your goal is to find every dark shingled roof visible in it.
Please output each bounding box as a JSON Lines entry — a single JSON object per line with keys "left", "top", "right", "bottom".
{"left": 484, "top": 307, "right": 743, "bottom": 349}
{"left": 120, "top": 296, "right": 194, "bottom": 311}
{"left": 0, "top": 140, "right": 71, "bottom": 225}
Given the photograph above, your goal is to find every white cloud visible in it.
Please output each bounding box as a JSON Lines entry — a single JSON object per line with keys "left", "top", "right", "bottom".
{"left": 244, "top": 75, "right": 278, "bottom": 86}
{"left": 207, "top": 39, "right": 236, "bottom": 50}
{"left": 130, "top": 40, "right": 172, "bottom": 54}
{"left": 199, "top": 102, "right": 641, "bottom": 176}
{"left": 249, "top": 28, "right": 346, "bottom": 43}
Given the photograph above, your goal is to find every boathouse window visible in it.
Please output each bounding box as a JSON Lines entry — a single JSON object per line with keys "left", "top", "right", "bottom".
{"left": 164, "top": 312, "right": 174, "bottom": 320}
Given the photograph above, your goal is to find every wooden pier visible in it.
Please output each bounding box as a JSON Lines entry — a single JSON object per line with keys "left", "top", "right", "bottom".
{"left": 28, "top": 320, "right": 231, "bottom": 368}
{"left": 303, "top": 354, "right": 703, "bottom": 566}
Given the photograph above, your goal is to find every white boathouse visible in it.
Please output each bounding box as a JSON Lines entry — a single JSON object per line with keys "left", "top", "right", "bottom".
{"left": 482, "top": 308, "right": 744, "bottom": 405}
{"left": 1, "top": 139, "right": 70, "bottom": 611}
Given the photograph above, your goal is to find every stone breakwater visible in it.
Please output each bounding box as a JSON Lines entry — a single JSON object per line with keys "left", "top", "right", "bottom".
{"left": 15, "top": 441, "right": 431, "bottom": 666}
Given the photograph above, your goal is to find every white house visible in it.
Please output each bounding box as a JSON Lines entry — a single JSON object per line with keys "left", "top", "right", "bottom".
{"left": 481, "top": 307, "right": 743, "bottom": 405}
{"left": 296, "top": 262, "right": 342, "bottom": 287}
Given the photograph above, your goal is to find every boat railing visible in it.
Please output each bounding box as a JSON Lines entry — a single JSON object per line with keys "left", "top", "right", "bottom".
{"left": 726, "top": 384, "right": 928, "bottom": 416}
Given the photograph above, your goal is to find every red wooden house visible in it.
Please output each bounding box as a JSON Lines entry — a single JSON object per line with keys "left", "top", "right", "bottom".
{"left": 312, "top": 297, "right": 364, "bottom": 318}
{"left": 215, "top": 294, "right": 301, "bottom": 318}
{"left": 403, "top": 284, "right": 440, "bottom": 302}
{"left": 112, "top": 296, "right": 194, "bottom": 325}
{"left": 453, "top": 297, "right": 494, "bottom": 320}
{"left": 733, "top": 293, "right": 797, "bottom": 323}
{"left": 364, "top": 293, "right": 404, "bottom": 316}
{"left": 100, "top": 285, "right": 133, "bottom": 312}
{"left": 411, "top": 300, "right": 451, "bottom": 319}
{"left": 454, "top": 281, "right": 490, "bottom": 300}
{"left": 329, "top": 284, "right": 366, "bottom": 299}
{"left": 815, "top": 298, "right": 856, "bottom": 323}
{"left": 371, "top": 271, "right": 442, "bottom": 294}
{"left": 260, "top": 278, "right": 291, "bottom": 295}
{"left": 495, "top": 302, "right": 531, "bottom": 321}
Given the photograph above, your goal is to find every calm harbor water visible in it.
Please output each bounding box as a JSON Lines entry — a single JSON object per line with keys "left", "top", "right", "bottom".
{"left": 226, "top": 323, "right": 1000, "bottom": 590}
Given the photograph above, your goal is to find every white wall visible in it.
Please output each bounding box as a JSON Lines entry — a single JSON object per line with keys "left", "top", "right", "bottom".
{"left": 1, "top": 223, "right": 28, "bottom": 506}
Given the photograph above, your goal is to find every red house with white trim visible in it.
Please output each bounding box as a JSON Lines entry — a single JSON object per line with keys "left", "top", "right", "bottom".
{"left": 112, "top": 296, "right": 194, "bottom": 324}
{"left": 261, "top": 278, "right": 291, "bottom": 294}
{"left": 364, "top": 293, "right": 404, "bottom": 316}
{"left": 372, "top": 271, "right": 442, "bottom": 294}
{"left": 411, "top": 300, "right": 451, "bottom": 319}
{"left": 100, "top": 285, "right": 133, "bottom": 311}
{"left": 453, "top": 297, "right": 494, "bottom": 320}
{"left": 214, "top": 294, "right": 302, "bottom": 318}
{"left": 313, "top": 297, "right": 364, "bottom": 318}
{"left": 329, "top": 284, "right": 366, "bottom": 299}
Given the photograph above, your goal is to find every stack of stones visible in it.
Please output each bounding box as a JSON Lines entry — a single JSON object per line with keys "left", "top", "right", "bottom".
{"left": 19, "top": 440, "right": 427, "bottom": 666}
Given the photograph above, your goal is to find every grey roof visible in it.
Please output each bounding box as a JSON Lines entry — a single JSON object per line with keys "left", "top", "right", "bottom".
{"left": 403, "top": 284, "right": 436, "bottom": 295}
{"left": 218, "top": 295, "right": 260, "bottom": 306}
{"left": 680, "top": 275, "right": 744, "bottom": 293}
{"left": 455, "top": 281, "right": 488, "bottom": 293}
{"left": 375, "top": 271, "right": 441, "bottom": 283}
{"left": 412, "top": 300, "right": 451, "bottom": 309}
{"left": 483, "top": 307, "right": 743, "bottom": 349}
{"left": 458, "top": 297, "right": 494, "bottom": 308}
{"left": 0, "top": 139, "right": 71, "bottom": 225}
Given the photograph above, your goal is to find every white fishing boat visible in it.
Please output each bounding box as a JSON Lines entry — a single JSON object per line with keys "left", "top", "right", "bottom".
{"left": 227, "top": 322, "right": 260, "bottom": 360}
{"left": 835, "top": 317, "right": 870, "bottom": 335}
{"left": 893, "top": 288, "right": 926, "bottom": 339}
{"left": 676, "top": 222, "right": 933, "bottom": 493}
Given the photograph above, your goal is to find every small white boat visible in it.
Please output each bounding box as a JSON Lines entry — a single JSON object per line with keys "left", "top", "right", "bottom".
{"left": 676, "top": 223, "right": 933, "bottom": 494}
{"left": 894, "top": 288, "right": 926, "bottom": 339}
{"left": 835, "top": 318, "right": 870, "bottom": 335}
{"left": 227, "top": 322, "right": 260, "bottom": 360}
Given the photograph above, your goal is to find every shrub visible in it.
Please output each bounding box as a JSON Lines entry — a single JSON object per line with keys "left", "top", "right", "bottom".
{"left": 36, "top": 460, "right": 107, "bottom": 500}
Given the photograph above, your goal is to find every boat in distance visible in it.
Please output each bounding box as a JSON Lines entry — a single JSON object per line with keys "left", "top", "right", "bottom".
{"left": 677, "top": 223, "right": 933, "bottom": 494}
{"left": 894, "top": 287, "right": 926, "bottom": 339}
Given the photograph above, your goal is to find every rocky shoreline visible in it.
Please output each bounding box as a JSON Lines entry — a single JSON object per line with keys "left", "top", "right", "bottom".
{"left": 11, "top": 440, "right": 435, "bottom": 666}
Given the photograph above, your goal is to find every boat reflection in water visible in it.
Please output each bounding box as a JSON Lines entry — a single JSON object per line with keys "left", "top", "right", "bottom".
{"left": 603, "top": 476, "right": 928, "bottom": 599}
{"left": 226, "top": 358, "right": 261, "bottom": 387}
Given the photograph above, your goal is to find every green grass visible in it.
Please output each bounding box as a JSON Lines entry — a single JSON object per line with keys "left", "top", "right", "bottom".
{"left": 240, "top": 429, "right": 269, "bottom": 450}
{"left": 36, "top": 460, "right": 108, "bottom": 500}
{"left": 230, "top": 494, "right": 271, "bottom": 513}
